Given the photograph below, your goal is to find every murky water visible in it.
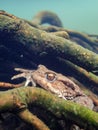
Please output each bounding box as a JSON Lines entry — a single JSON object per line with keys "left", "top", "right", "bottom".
{"left": 0, "top": 0, "right": 98, "bottom": 34}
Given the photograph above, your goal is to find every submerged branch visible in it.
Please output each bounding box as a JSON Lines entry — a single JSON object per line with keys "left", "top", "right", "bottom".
{"left": 0, "top": 81, "right": 24, "bottom": 88}
{"left": 57, "top": 58, "right": 98, "bottom": 85}
{"left": 0, "top": 87, "right": 98, "bottom": 129}
{"left": 32, "top": 11, "right": 63, "bottom": 27}
{"left": 40, "top": 25, "right": 98, "bottom": 47}
{"left": 17, "top": 109, "right": 50, "bottom": 130}
{"left": 0, "top": 11, "right": 98, "bottom": 71}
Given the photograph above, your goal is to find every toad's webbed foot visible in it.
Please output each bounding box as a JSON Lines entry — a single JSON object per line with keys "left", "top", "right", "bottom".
{"left": 11, "top": 68, "right": 36, "bottom": 87}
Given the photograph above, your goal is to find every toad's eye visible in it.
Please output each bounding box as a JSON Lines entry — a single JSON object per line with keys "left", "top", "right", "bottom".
{"left": 45, "top": 72, "right": 57, "bottom": 82}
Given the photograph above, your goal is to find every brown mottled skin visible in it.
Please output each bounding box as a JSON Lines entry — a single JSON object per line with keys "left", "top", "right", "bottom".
{"left": 12, "top": 65, "right": 94, "bottom": 109}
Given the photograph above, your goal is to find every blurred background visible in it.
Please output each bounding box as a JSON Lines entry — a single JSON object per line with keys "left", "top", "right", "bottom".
{"left": 0, "top": 0, "right": 98, "bottom": 34}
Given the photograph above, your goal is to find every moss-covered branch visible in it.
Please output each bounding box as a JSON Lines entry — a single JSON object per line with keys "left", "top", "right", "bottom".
{"left": 0, "top": 11, "right": 98, "bottom": 71}
{"left": 57, "top": 57, "right": 98, "bottom": 85}
{"left": 40, "top": 25, "right": 98, "bottom": 47}
{"left": 0, "top": 87, "right": 98, "bottom": 129}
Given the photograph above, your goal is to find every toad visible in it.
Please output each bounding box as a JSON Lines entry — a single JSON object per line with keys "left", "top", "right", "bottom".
{"left": 12, "top": 65, "right": 94, "bottom": 109}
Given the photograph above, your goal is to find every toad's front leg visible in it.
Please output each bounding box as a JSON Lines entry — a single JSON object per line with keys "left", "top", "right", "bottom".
{"left": 11, "top": 68, "right": 36, "bottom": 87}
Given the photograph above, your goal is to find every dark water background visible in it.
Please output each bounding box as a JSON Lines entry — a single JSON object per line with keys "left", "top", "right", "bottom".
{"left": 0, "top": 0, "right": 98, "bottom": 34}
